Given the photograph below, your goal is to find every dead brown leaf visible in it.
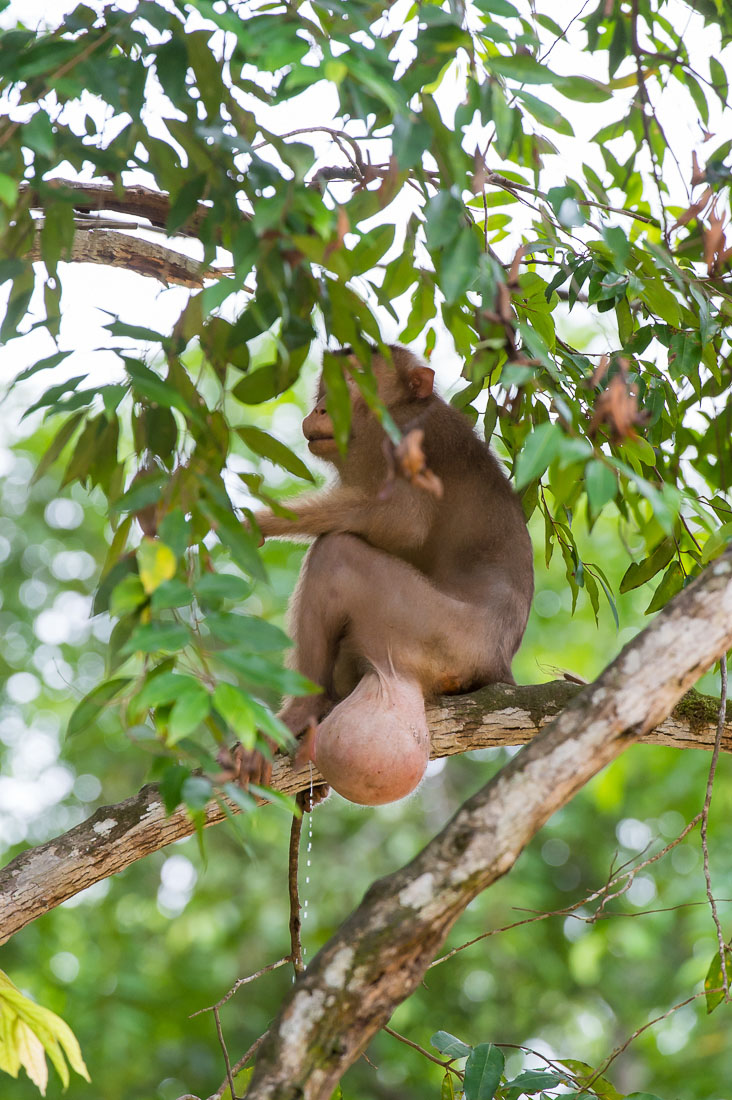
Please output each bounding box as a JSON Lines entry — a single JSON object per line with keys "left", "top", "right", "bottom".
{"left": 703, "top": 202, "right": 732, "bottom": 275}
{"left": 589, "top": 369, "right": 649, "bottom": 441}
{"left": 691, "top": 150, "right": 707, "bottom": 187}
{"left": 672, "top": 186, "right": 713, "bottom": 230}
{"left": 589, "top": 354, "right": 611, "bottom": 387}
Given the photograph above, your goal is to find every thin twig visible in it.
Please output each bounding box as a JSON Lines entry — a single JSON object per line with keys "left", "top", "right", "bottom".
{"left": 206, "top": 1032, "right": 268, "bottom": 1100}
{"left": 213, "top": 1006, "right": 236, "bottom": 1100}
{"left": 701, "top": 654, "right": 730, "bottom": 1000}
{"left": 189, "top": 958, "right": 291, "bottom": 1017}
{"left": 289, "top": 796, "right": 305, "bottom": 975}
{"left": 630, "top": 0, "right": 670, "bottom": 242}
{"left": 382, "top": 1026, "right": 459, "bottom": 1075}
{"left": 595, "top": 988, "right": 720, "bottom": 1079}
{"left": 430, "top": 813, "right": 702, "bottom": 967}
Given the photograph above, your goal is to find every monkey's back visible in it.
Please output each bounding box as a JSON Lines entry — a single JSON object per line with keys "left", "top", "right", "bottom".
{"left": 411, "top": 397, "right": 534, "bottom": 621}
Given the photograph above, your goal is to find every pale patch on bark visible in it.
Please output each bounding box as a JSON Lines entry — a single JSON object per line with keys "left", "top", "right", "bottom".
{"left": 323, "top": 947, "right": 355, "bottom": 989}
{"left": 398, "top": 872, "right": 435, "bottom": 909}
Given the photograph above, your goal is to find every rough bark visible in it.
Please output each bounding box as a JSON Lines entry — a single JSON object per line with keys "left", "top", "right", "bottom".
{"left": 243, "top": 552, "right": 732, "bottom": 1100}
{"left": 22, "top": 179, "right": 209, "bottom": 236}
{"left": 1, "top": 674, "right": 730, "bottom": 947}
{"left": 30, "top": 227, "right": 215, "bottom": 287}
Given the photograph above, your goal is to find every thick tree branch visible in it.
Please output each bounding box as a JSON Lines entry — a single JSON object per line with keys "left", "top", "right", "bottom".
{"left": 244, "top": 552, "right": 732, "bottom": 1100}
{"left": 30, "top": 228, "right": 220, "bottom": 287}
{"left": 1, "top": 671, "right": 730, "bottom": 946}
{"left": 21, "top": 179, "right": 209, "bottom": 236}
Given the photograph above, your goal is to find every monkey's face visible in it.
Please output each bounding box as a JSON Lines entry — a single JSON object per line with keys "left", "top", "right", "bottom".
{"left": 302, "top": 398, "right": 339, "bottom": 458}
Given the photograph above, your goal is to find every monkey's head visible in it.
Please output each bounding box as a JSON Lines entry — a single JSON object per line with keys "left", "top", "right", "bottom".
{"left": 302, "top": 346, "right": 435, "bottom": 461}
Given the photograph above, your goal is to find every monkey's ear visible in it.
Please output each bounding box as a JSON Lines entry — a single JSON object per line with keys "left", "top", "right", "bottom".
{"left": 408, "top": 366, "right": 435, "bottom": 399}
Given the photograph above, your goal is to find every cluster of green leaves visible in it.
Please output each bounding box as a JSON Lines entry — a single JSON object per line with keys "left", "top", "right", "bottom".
{"left": 1, "top": 0, "right": 729, "bottom": 664}
{"left": 13, "top": 312, "right": 319, "bottom": 822}
{"left": 429, "top": 1031, "right": 665, "bottom": 1100}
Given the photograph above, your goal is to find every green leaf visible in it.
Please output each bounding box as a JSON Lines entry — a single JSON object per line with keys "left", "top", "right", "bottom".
{"left": 322, "top": 351, "right": 352, "bottom": 452}
{"left": 111, "top": 471, "right": 168, "bottom": 517}
{"left": 110, "top": 574, "right": 147, "bottom": 617}
{"left": 463, "top": 1042, "right": 504, "bottom": 1100}
{"left": 212, "top": 682, "right": 257, "bottom": 747}
{"left": 701, "top": 521, "right": 732, "bottom": 564}
{"left": 195, "top": 572, "right": 252, "bottom": 604}
{"left": 207, "top": 611, "right": 290, "bottom": 652}
{"left": 485, "top": 54, "right": 559, "bottom": 84}
{"left": 30, "top": 410, "right": 86, "bottom": 484}
{"left": 150, "top": 579, "right": 193, "bottom": 611}
{"left": 159, "top": 764, "right": 191, "bottom": 814}
{"left": 168, "top": 683, "right": 211, "bottom": 743}
{"left": 132, "top": 671, "right": 194, "bottom": 712}
{"left": 440, "top": 227, "right": 480, "bottom": 304}
{"left": 514, "top": 89, "right": 574, "bottom": 135}
{"left": 237, "top": 425, "right": 314, "bottom": 482}
{"left": 181, "top": 775, "right": 213, "bottom": 812}
{"left": 644, "top": 560, "right": 685, "bottom": 614}
{"left": 619, "top": 538, "right": 675, "bottom": 593}
{"left": 22, "top": 375, "right": 88, "bottom": 421}
{"left": 502, "top": 1069, "right": 564, "bottom": 1097}
{"left": 425, "top": 191, "right": 466, "bottom": 251}
{"left": 585, "top": 460, "right": 617, "bottom": 517}
{"left": 555, "top": 75, "right": 612, "bottom": 102}
{"left": 514, "top": 422, "right": 563, "bottom": 488}
{"left": 430, "top": 1031, "right": 473, "bottom": 1059}
{"left": 0, "top": 171, "right": 18, "bottom": 206}
{"left": 67, "top": 678, "right": 130, "bottom": 737}
{"left": 199, "top": 498, "right": 267, "bottom": 582}
{"left": 393, "top": 113, "right": 432, "bottom": 169}
{"left": 232, "top": 362, "right": 299, "bottom": 405}
{"left": 122, "top": 622, "right": 191, "bottom": 654}
{"left": 710, "top": 57, "right": 729, "bottom": 107}
{"left": 348, "top": 223, "right": 396, "bottom": 276}
{"left": 158, "top": 510, "right": 191, "bottom": 557}
{"left": 475, "top": 0, "right": 519, "bottom": 15}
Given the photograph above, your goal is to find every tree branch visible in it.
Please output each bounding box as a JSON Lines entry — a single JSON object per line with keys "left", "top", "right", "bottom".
{"left": 21, "top": 179, "right": 209, "bottom": 237}
{"left": 30, "top": 227, "right": 222, "bottom": 287}
{"left": 243, "top": 551, "right": 732, "bottom": 1100}
{"left": 1, "top": 670, "right": 730, "bottom": 946}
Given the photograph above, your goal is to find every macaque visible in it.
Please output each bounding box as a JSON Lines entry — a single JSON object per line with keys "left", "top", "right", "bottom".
{"left": 252, "top": 345, "right": 534, "bottom": 805}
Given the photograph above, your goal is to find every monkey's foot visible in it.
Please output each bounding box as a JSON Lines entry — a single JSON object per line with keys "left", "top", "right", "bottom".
{"left": 216, "top": 738, "right": 275, "bottom": 790}
{"left": 292, "top": 720, "right": 330, "bottom": 808}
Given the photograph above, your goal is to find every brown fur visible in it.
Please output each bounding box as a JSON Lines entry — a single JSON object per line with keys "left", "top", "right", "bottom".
{"left": 254, "top": 346, "right": 534, "bottom": 757}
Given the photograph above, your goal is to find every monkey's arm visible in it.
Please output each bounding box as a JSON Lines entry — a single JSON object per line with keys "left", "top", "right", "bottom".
{"left": 254, "top": 482, "right": 436, "bottom": 551}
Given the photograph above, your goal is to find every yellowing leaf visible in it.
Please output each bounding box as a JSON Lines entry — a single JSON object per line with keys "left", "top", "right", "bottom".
{"left": 0, "top": 969, "right": 90, "bottom": 1094}
{"left": 136, "top": 537, "right": 177, "bottom": 594}
{"left": 14, "top": 1020, "right": 48, "bottom": 1095}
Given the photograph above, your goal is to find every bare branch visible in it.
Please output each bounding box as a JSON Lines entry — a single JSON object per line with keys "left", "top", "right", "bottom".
{"left": 20, "top": 179, "right": 211, "bottom": 237}
{"left": 30, "top": 227, "right": 224, "bottom": 287}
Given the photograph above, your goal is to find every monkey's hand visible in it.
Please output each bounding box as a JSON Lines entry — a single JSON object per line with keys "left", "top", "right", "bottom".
{"left": 383, "top": 429, "right": 443, "bottom": 499}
